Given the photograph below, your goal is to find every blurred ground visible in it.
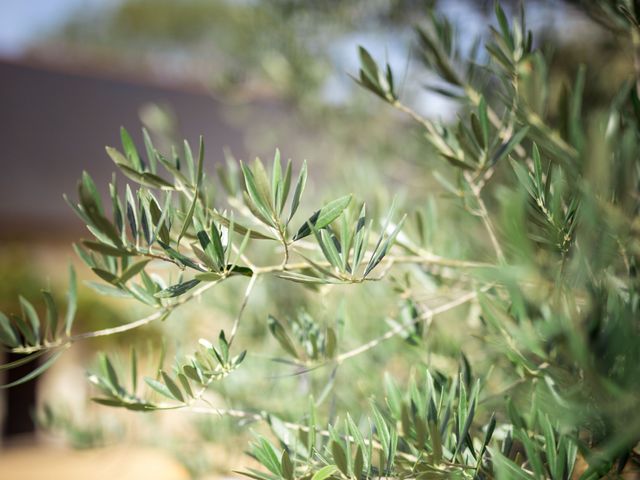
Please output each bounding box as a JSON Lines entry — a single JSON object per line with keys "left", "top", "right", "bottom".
{"left": 0, "top": 443, "right": 190, "bottom": 479}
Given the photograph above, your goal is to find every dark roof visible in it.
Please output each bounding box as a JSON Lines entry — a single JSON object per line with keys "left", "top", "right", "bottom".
{"left": 0, "top": 59, "right": 262, "bottom": 240}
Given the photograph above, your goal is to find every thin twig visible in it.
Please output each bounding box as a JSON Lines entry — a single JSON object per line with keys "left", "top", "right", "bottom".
{"left": 9, "top": 248, "right": 480, "bottom": 357}
{"left": 389, "top": 98, "right": 505, "bottom": 264}
{"left": 464, "top": 172, "right": 505, "bottom": 264}
{"left": 229, "top": 273, "right": 259, "bottom": 345}
{"left": 11, "top": 280, "right": 221, "bottom": 355}
{"left": 335, "top": 285, "right": 492, "bottom": 364}
{"left": 391, "top": 100, "right": 457, "bottom": 159}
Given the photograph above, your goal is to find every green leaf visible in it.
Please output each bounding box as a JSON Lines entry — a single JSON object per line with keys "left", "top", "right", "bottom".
{"left": 91, "top": 397, "right": 122, "bottom": 408}
{"left": 228, "top": 264, "right": 253, "bottom": 278}
{"left": 254, "top": 436, "right": 282, "bottom": 476}
{"left": 488, "top": 448, "right": 536, "bottom": 480}
{"left": 370, "top": 402, "right": 390, "bottom": 454}
{"left": 76, "top": 173, "right": 122, "bottom": 246}
{"left": 154, "top": 279, "right": 201, "bottom": 298}
{"left": 454, "top": 381, "right": 477, "bottom": 456}
{"left": 177, "top": 373, "right": 193, "bottom": 399}
{"left": 532, "top": 143, "right": 543, "bottom": 195}
{"left": 161, "top": 370, "right": 184, "bottom": 402}
{"left": 492, "top": 127, "right": 530, "bottom": 165}
{"left": 363, "top": 215, "right": 406, "bottom": 278}
{"left": 509, "top": 158, "right": 536, "bottom": 198}
{"left": 80, "top": 171, "right": 104, "bottom": 214}
{"left": 142, "top": 128, "right": 158, "bottom": 173}
{"left": 209, "top": 223, "right": 226, "bottom": 269}
{"left": 109, "top": 179, "right": 125, "bottom": 240}
{"left": 281, "top": 450, "right": 293, "bottom": 480}
{"left": 106, "top": 145, "right": 131, "bottom": 168}
{"left": 145, "top": 376, "right": 177, "bottom": 400}
{"left": 73, "top": 243, "right": 96, "bottom": 269}
{"left": 346, "top": 413, "right": 367, "bottom": 461}
{"left": 311, "top": 465, "right": 337, "bottom": 480}
{"left": 279, "top": 159, "right": 292, "bottom": 215}
{"left": 476, "top": 412, "right": 496, "bottom": 470}
{"left": 149, "top": 191, "right": 172, "bottom": 246}
{"left": 267, "top": 315, "right": 299, "bottom": 359}
{"left": 41, "top": 291, "right": 58, "bottom": 340}
{"left": 317, "top": 229, "right": 343, "bottom": 271}
{"left": 359, "top": 46, "right": 379, "bottom": 84}
{"left": 271, "top": 149, "right": 282, "bottom": 207}
{"left": 119, "top": 259, "right": 151, "bottom": 283}
{"left": 471, "top": 113, "right": 486, "bottom": 149}
{"left": 183, "top": 364, "right": 203, "bottom": 384}
{"left": 157, "top": 241, "right": 204, "bottom": 271}
{"left": 357, "top": 45, "right": 393, "bottom": 98}
{"left": 19, "top": 296, "right": 40, "bottom": 345}
{"left": 540, "top": 414, "right": 557, "bottom": 477}
{"left": 121, "top": 127, "right": 142, "bottom": 170}
{"left": 211, "top": 210, "right": 275, "bottom": 240}
{"left": 100, "top": 354, "right": 122, "bottom": 394}
{"left": 325, "top": 327, "right": 337, "bottom": 358}
{"left": 331, "top": 441, "right": 349, "bottom": 477}
{"left": 192, "top": 242, "right": 216, "bottom": 270}
{"left": 82, "top": 240, "right": 132, "bottom": 257}
{"left": 353, "top": 445, "right": 364, "bottom": 478}
{"left": 478, "top": 96, "right": 490, "bottom": 148}
{"left": 145, "top": 192, "right": 171, "bottom": 245}
{"left": 0, "top": 312, "right": 20, "bottom": 348}
{"left": 241, "top": 161, "right": 274, "bottom": 225}
{"left": 352, "top": 205, "right": 369, "bottom": 270}
{"left": 115, "top": 163, "right": 174, "bottom": 190}
{"left": 441, "top": 153, "right": 475, "bottom": 171}
{"left": 158, "top": 150, "right": 190, "bottom": 186}
{"left": 65, "top": 265, "right": 77, "bottom": 336}
{"left": 92, "top": 268, "right": 119, "bottom": 284}
{"left": 494, "top": 1, "right": 514, "bottom": 51}
{"left": 12, "top": 314, "right": 35, "bottom": 348}
{"left": 288, "top": 160, "right": 307, "bottom": 223}
{"left": 85, "top": 282, "right": 132, "bottom": 298}
{"left": 125, "top": 184, "right": 139, "bottom": 243}
{"left": 238, "top": 468, "right": 278, "bottom": 480}
{"left": 0, "top": 351, "right": 64, "bottom": 389}
{"left": 0, "top": 350, "right": 48, "bottom": 371}
{"left": 276, "top": 272, "right": 336, "bottom": 285}
{"left": 514, "top": 430, "right": 545, "bottom": 479}
{"left": 415, "top": 27, "right": 462, "bottom": 86}
{"left": 194, "top": 272, "right": 224, "bottom": 282}
{"left": 253, "top": 158, "right": 273, "bottom": 210}
{"left": 131, "top": 347, "right": 138, "bottom": 392}
{"left": 177, "top": 136, "right": 205, "bottom": 246}
{"left": 183, "top": 139, "right": 196, "bottom": 183}
{"left": 428, "top": 420, "right": 443, "bottom": 465}
{"left": 293, "top": 195, "right": 352, "bottom": 241}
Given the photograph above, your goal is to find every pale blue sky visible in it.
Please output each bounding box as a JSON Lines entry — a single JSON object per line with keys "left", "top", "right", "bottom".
{"left": 0, "top": 0, "right": 113, "bottom": 56}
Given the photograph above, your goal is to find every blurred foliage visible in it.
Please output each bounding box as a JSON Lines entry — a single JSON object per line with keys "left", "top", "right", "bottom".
{"left": 0, "top": 245, "right": 131, "bottom": 340}
{"left": 3, "top": 1, "right": 640, "bottom": 479}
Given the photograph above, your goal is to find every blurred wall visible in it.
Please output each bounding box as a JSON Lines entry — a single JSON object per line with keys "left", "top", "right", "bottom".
{"left": 0, "top": 59, "right": 251, "bottom": 241}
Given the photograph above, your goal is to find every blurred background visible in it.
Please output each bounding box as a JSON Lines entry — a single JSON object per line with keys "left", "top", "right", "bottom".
{"left": 0, "top": 0, "right": 632, "bottom": 478}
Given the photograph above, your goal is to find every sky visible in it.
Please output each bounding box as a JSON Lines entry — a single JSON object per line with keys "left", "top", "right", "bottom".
{"left": 0, "top": 0, "right": 590, "bottom": 118}
{"left": 0, "top": 0, "right": 114, "bottom": 57}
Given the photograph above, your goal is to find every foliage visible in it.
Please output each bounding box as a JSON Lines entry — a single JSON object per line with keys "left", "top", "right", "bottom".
{"left": 3, "top": 1, "right": 640, "bottom": 478}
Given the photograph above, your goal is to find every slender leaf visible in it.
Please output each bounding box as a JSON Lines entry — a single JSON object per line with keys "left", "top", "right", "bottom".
{"left": 293, "top": 195, "right": 352, "bottom": 241}
{"left": 155, "top": 279, "right": 201, "bottom": 298}
{"left": 0, "top": 312, "right": 20, "bottom": 348}
{"left": 1, "top": 351, "right": 64, "bottom": 389}
{"left": 65, "top": 265, "right": 77, "bottom": 336}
